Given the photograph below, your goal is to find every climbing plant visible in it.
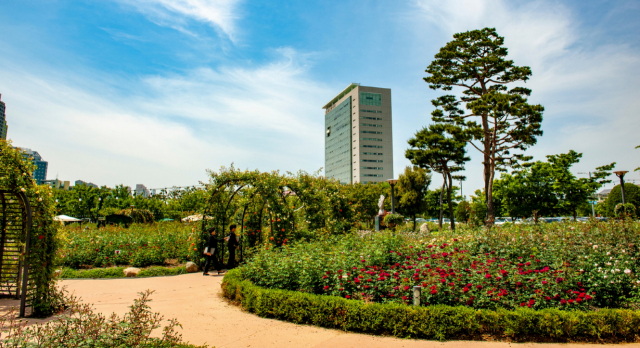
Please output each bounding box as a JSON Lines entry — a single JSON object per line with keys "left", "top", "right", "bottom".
{"left": 0, "top": 140, "right": 59, "bottom": 316}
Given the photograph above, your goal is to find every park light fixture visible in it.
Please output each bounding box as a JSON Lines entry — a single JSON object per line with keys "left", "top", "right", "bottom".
{"left": 613, "top": 170, "right": 629, "bottom": 204}
{"left": 578, "top": 172, "right": 595, "bottom": 217}
{"left": 386, "top": 179, "right": 398, "bottom": 214}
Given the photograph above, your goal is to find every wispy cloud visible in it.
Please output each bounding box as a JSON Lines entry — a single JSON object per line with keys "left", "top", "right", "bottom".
{"left": 116, "top": 0, "right": 242, "bottom": 41}
{"left": 0, "top": 48, "right": 330, "bottom": 187}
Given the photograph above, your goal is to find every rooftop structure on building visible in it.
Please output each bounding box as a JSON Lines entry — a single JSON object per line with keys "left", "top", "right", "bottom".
{"left": 324, "top": 83, "right": 393, "bottom": 184}
{"left": 75, "top": 180, "right": 98, "bottom": 189}
{"left": 17, "top": 148, "right": 47, "bottom": 184}
{"left": 0, "top": 94, "right": 8, "bottom": 140}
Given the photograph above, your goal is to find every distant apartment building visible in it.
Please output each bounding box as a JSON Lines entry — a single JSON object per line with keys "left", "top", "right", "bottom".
{"left": 135, "top": 184, "right": 150, "bottom": 198}
{"left": 44, "top": 179, "right": 70, "bottom": 190}
{"left": 324, "top": 83, "right": 393, "bottom": 184}
{"left": 17, "top": 148, "right": 48, "bottom": 184}
{"left": 0, "top": 94, "right": 8, "bottom": 140}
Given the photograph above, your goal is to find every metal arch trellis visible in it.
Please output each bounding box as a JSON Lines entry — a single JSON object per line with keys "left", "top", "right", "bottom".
{"left": 0, "top": 189, "right": 33, "bottom": 317}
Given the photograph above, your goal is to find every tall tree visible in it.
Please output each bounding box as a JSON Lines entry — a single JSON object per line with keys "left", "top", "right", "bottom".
{"left": 395, "top": 166, "right": 431, "bottom": 231}
{"left": 406, "top": 123, "right": 468, "bottom": 230}
{"left": 425, "top": 27, "right": 544, "bottom": 225}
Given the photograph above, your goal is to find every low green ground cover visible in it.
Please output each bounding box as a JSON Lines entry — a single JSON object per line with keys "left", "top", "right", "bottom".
{"left": 58, "top": 221, "right": 198, "bottom": 268}
{"left": 241, "top": 221, "right": 640, "bottom": 310}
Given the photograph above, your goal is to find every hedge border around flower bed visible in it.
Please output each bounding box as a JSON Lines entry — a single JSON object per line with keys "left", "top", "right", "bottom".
{"left": 221, "top": 268, "right": 640, "bottom": 342}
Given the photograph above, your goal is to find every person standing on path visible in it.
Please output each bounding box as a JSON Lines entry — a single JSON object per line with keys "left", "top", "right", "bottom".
{"left": 226, "top": 224, "right": 239, "bottom": 269}
{"left": 203, "top": 228, "right": 224, "bottom": 275}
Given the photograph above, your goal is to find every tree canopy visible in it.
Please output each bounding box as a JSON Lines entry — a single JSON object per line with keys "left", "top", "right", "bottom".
{"left": 425, "top": 27, "right": 544, "bottom": 224}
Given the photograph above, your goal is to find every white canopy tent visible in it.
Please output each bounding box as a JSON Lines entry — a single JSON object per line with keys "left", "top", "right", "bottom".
{"left": 54, "top": 215, "right": 82, "bottom": 222}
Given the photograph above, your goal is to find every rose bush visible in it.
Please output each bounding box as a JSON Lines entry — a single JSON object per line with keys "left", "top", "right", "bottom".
{"left": 242, "top": 220, "right": 640, "bottom": 310}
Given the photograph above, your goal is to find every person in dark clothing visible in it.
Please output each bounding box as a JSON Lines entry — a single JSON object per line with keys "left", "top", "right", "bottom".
{"left": 203, "top": 228, "right": 225, "bottom": 275}
{"left": 225, "top": 224, "right": 239, "bottom": 269}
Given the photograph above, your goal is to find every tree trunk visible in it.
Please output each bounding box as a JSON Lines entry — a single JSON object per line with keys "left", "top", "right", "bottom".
{"left": 438, "top": 180, "right": 445, "bottom": 229}
{"left": 447, "top": 172, "right": 455, "bottom": 231}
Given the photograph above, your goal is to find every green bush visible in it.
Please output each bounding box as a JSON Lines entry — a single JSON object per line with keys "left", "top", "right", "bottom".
{"left": 60, "top": 266, "right": 187, "bottom": 279}
{"left": 383, "top": 213, "right": 404, "bottom": 227}
{"left": 222, "top": 268, "right": 640, "bottom": 342}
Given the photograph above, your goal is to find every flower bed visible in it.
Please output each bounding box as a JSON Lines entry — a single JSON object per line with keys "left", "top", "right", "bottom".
{"left": 242, "top": 221, "right": 640, "bottom": 310}
{"left": 222, "top": 268, "right": 640, "bottom": 342}
{"left": 58, "top": 222, "right": 199, "bottom": 268}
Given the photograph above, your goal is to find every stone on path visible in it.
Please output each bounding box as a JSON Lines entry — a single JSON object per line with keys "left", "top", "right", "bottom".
{"left": 185, "top": 262, "right": 198, "bottom": 273}
{"left": 420, "top": 223, "right": 430, "bottom": 234}
{"left": 123, "top": 267, "right": 141, "bottom": 277}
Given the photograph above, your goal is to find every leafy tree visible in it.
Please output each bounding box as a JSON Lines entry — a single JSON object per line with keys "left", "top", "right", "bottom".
{"left": 546, "top": 151, "right": 614, "bottom": 220}
{"left": 455, "top": 200, "right": 470, "bottom": 223}
{"left": 395, "top": 166, "right": 431, "bottom": 230}
{"left": 425, "top": 27, "right": 544, "bottom": 224}
{"left": 605, "top": 183, "right": 640, "bottom": 216}
{"left": 406, "top": 123, "right": 468, "bottom": 230}
{"left": 345, "top": 182, "right": 384, "bottom": 228}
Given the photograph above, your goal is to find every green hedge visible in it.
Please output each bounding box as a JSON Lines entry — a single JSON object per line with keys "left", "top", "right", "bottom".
{"left": 60, "top": 266, "right": 187, "bottom": 279}
{"left": 221, "top": 268, "right": 640, "bottom": 342}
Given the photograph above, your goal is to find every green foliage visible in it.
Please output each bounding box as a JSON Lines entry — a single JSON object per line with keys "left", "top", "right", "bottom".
{"left": 240, "top": 221, "right": 640, "bottom": 310}
{"left": 383, "top": 213, "right": 404, "bottom": 227}
{"left": 606, "top": 184, "right": 640, "bottom": 217}
{"left": 0, "top": 289, "right": 208, "bottom": 347}
{"left": 58, "top": 222, "right": 198, "bottom": 269}
{"left": 455, "top": 201, "right": 470, "bottom": 223}
{"left": 425, "top": 27, "right": 544, "bottom": 221}
{"left": 494, "top": 151, "right": 614, "bottom": 219}
{"left": 0, "top": 140, "right": 59, "bottom": 316}
{"left": 394, "top": 166, "right": 431, "bottom": 230}
{"left": 615, "top": 203, "right": 637, "bottom": 218}
{"left": 59, "top": 266, "right": 187, "bottom": 279}
{"left": 406, "top": 124, "right": 468, "bottom": 230}
{"left": 223, "top": 268, "right": 640, "bottom": 342}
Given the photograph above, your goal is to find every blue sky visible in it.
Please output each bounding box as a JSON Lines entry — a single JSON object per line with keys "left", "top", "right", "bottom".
{"left": 1, "top": 0, "right": 639, "bottom": 193}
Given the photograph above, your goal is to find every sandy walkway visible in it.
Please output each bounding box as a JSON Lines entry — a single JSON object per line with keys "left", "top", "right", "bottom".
{"left": 58, "top": 273, "right": 640, "bottom": 348}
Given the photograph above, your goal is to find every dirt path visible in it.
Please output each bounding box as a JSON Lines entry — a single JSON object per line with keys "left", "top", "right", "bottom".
{"left": 59, "top": 273, "right": 640, "bottom": 348}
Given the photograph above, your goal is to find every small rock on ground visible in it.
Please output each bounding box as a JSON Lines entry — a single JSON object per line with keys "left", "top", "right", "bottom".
{"left": 123, "top": 267, "right": 141, "bottom": 277}
{"left": 185, "top": 262, "right": 198, "bottom": 273}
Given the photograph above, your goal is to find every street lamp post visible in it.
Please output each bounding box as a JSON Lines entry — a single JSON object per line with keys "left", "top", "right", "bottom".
{"left": 386, "top": 179, "right": 398, "bottom": 214}
{"left": 613, "top": 171, "right": 629, "bottom": 204}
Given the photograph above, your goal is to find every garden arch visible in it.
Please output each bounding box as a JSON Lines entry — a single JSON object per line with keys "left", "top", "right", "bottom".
{"left": 0, "top": 188, "right": 33, "bottom": 317}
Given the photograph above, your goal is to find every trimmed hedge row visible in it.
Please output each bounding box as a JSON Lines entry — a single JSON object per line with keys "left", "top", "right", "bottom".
{"left": 221, "top": 268, "right": 640, "bottom": 342}
{"left": 60, "top": 266, "right": 187, "bottom": 279}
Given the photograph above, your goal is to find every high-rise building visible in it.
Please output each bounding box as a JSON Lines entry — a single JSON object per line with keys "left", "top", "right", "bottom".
{"left": 135, "top": 184, "right": 150, "bottom": 198}
{"left": 0, "top": 94, "right": 8, "bottom": 140}
{"left": 18, "top": 148, "right": 48, "bottom": 184}
{"left": 324, "top": 83, "right": 393, "bottom": 184}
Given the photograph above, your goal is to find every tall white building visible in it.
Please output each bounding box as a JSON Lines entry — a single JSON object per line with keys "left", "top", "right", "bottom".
{"left": 324, "top": 83, "right": 393, "bottom": 184}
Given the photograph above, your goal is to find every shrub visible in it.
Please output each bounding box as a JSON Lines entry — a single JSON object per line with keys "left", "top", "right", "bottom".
{"left": 59, "top": 266, "right": 187, "bottom": 279}
{"left": 0, "top": 289, "right": 208, "bottom": 347}
{"left": 222, "top": 268, "right": 640, "bottom": 342}
{"left": 383, "top": 213, "right": 404, "bottom": 227}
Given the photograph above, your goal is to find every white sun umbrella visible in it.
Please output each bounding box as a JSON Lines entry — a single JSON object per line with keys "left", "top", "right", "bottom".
{"left": 54, "top": 215, "right": 82, "bottom": 222}
{"left": 181, "top": 214, "right": 214, "bottom": 222}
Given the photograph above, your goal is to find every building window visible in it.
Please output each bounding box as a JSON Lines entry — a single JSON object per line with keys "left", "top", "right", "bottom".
{"left": 361, "top": 131, "right": 382, "bottom": 134}
{"left": 362, "top": 174, "right": 384, "bottom": 177}
{"left": 360, "top": 109, "right": 382, "bottom": 114}
{"left": 362, "top": 145, "right": 383, "bottom": 148}
{"left": 361, "top": 123, "right": 382, "bottom": 127}
{"left": 359, "top": 93, "right": 382, "bottom": 106}
{"left": 362, "top": 152, "right": 383, "bottom": 155}
{"left": 361, "top": 166, "right": 383, "bottom": 170}
{"left": 360, "top": 138, "right": 382, "bottom": 141}
{"left": 360, "top": 116, "right": 383, "bottom": 120}
{"left": 362, "top": 159, "right": 383, "bottom": 163}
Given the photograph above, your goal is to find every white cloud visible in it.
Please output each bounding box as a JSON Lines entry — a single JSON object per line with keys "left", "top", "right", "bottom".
{"left": 0, "top": 48, "right": 330, "bottom": 188}
{"left": 410, "top": 0, "right": 640, "bottom": 192}
{"left": 117, "top": 0, "right": 241, "bottom": 41}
